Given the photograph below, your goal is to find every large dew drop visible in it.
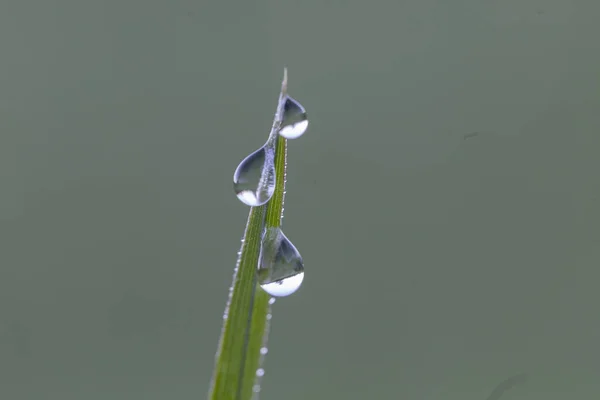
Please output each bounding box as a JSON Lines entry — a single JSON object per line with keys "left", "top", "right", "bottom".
{"left": 233, "top": 146, "right": 275, "bottom": 206}
{"left": 258, "top": 227, "right": 304, "bottom": 297}
{"left": 279, "top": 96, "right": 308, "bottom": 139}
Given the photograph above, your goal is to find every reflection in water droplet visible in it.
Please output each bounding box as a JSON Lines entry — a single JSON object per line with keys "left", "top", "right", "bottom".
{"left": 233, "top": 146, "right": 275, "bottom": 206}
{"left": 258, "top": 227, "right": 304, "bottom": 297}
{"left": 279, "top": 96, "right": 308, "bottom": 139}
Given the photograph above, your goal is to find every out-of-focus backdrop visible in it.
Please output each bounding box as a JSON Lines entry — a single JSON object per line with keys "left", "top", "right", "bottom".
{"left": 1, "top": 1, "right": 599, "bottom": 399}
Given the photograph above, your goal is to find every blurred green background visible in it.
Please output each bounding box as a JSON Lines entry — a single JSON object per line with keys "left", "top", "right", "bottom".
{"left": 1, "top": 0, "right": 599, "bottom": 399}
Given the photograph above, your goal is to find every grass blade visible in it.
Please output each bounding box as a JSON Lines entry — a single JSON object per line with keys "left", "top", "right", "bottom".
{"left": 208, "top": 69, "right": 292, "bottom": 400}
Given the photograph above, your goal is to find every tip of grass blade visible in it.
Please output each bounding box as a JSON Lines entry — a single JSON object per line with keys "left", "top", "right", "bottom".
{"left": 281, "top": 67, "right": 288, "bottom": 95}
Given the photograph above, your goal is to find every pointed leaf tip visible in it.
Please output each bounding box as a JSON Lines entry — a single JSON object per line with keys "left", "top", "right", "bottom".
{"left": 282, "top": 67, "right": 288, "bottom": 94}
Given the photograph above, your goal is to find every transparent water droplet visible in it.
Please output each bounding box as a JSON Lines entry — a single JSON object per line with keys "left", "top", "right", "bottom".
{"left": 233, "top": 146, "right": 276, "bottom": 206}
{"left": 279, "top": 96, "right": 308, "bottom": 139}
{"left": 260, "top": 347, "right": 268, "bottom": 355}
{"left": 256, "top": 368, "right": 265, "bottom": 377}
{"left": 268, "top": 298, "right": 276, "bottom": 305}
{"left": 258, "top": 227, "right": 304, "bottom": 297}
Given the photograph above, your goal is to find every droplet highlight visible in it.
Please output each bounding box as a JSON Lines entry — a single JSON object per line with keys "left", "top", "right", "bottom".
{"left": 279, "top": 96, "right": 308, "bottom": 139}
{"left": 258, "top": 227, "right": 305, "bottom": 297}
{"left": 233, "top": 146, "right": 275, "bottom": 206}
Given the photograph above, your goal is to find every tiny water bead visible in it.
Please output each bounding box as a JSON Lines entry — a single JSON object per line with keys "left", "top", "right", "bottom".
{"left": 258, "top": 227, "right": 305, "bottom": 297}
{"left": 279, "top": 96, "right": 308, "bottom": 139}
{"left": 233, "top": 145, "right": 276, "bottom": 206}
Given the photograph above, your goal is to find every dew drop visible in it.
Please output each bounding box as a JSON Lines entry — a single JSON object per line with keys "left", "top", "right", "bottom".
{"left": 252, "top": 385, "right": 261, "bottom": 393}
{"left": 233, "top": 146, "right": 275, "bottom": 206}
{"left": 279, "top": 96, "right": 308, "bottom": 139}
{"left": 260, "top": 347, "right": 268, "bottom": 355}
{"left": 256, "top": 368, "right": 265, "bottom": 377}
{"left": 268, "top": 298, "right": 276, "bottom": 305}
{"left": 258, "top": 227, "right": 305, "bottom": 297}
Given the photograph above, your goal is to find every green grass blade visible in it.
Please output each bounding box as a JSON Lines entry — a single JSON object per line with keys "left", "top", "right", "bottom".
{"left": 208, "top": 69, "right": 291, "bottom": 400}
{"left": 265, "top": 132, "right": 287, "bottom": 229}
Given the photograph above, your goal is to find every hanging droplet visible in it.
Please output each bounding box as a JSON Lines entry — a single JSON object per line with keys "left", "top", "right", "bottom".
{"left": 279, "top": 96, "right": 308, "bottom": 139}
{"left": 258, "top": 227, "right": 304, "bottom": 297}
{"left": 233, "top": 146, "right": 275, "bottom": 206}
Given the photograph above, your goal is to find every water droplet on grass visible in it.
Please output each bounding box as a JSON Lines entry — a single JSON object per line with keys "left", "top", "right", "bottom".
{"left": 233, "top": 146, "right": 275, "bottom": 206}
{"left": 258, "top": 227, "right": 304, "bottom": 297}
{"left": 279, "top": 96, "right": 308, "bottom": 139}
